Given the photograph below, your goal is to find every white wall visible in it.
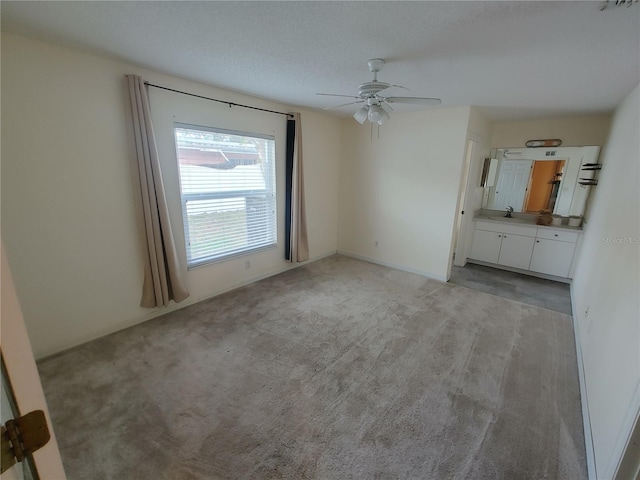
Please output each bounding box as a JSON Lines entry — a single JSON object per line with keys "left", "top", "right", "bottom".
{"left": 571, "top": 84, "right": 640, "bottom": 479}
{"left": 337, "top": 107, "right": 471, "bottom": 281}
{"left": 465, "top": 107, "right": 494, "bottom": 209}
{"left": 491, "top": 114, "right": 611, "bottom": 148}
{"left": 1, "top": 33, "right": 341, "bottom": 358}
{"left": 452, "top": 107, "right": 493, "bottom": 269}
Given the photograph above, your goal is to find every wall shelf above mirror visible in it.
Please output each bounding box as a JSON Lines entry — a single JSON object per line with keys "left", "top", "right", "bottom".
{"left": 481, "top": 146, "right": 601, "bottom": 218}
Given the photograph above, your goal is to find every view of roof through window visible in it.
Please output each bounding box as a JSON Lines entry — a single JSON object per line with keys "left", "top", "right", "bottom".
{"left": 175, "top": 128, "right": 263, "bottom": 169}
{"left": 174, "top": 126, "right": 276, "bottom": 267}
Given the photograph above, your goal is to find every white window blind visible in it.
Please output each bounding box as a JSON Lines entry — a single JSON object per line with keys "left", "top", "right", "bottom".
{"left": 174, "top": 124, "right": 276, "bottom": 267}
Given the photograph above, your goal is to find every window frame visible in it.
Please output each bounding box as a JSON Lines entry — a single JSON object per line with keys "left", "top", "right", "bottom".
{"left": 173, "top": 122, "right": 277, "bottom": 269}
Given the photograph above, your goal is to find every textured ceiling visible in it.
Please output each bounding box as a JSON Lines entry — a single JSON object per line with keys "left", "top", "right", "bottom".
{"left": 2, "top": 1, "right": 639, "bottom": 120}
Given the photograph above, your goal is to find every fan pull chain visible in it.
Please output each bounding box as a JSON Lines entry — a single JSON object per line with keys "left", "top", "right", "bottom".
{"left": 369, "top": 123, "right": 382, "bottom": 141}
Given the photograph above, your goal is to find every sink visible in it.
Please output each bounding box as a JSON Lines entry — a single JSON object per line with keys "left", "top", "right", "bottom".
{"left": 488, "top": 216, "right": 529, "bottom": 223}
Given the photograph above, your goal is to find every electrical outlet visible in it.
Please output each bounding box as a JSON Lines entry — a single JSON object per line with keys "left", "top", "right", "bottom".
{"left": 375, "top": 240, "right": 380, "bottom": 247}
{"left": 245, "top": 260, "right": 251, "bottom": 269}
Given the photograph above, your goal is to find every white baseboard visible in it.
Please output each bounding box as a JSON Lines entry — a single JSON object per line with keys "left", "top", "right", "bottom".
{"left": 570, "top": 284, "right": 597, "bottom": 480}
{"left": 336, "top": 250, "right": 448, "bottom": 283}
{"left": 37, "top": 250, "right": 339, "bottom": 360}
{"left": 608, "top": 381, "right": 640, "bottom": 479}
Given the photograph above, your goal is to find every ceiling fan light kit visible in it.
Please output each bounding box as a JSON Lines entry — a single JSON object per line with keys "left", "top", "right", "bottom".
{"left": 319, "top": 58, "right": 441, "bottom": 125}
{"left": 370, "top": 106, "right": 381, "bottom": 122}
{"left": 353, "top": 106, "right": 369, "bottom": 124}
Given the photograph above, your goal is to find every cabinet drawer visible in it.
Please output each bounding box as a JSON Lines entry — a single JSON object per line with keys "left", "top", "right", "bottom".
{"left": 475, "top": 220, "right": 537, "bottom": 237}
{"left": 536, "top": 228, "right": 579, "bottom": 243}
{"left": 474, "top": 220, "right": 498, "bottom": 232}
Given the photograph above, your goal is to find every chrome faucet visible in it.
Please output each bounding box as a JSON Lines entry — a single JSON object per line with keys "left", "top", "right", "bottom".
{"left": 505, "top": 206, "right": 514, "bottom": 218}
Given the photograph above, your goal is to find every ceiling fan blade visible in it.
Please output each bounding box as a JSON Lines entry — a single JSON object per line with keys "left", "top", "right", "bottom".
{"left": 322, "top": 100, "right": 364, "bottom": 110}
{"left": 316, "top": 93, "right": 360, "bottom": 98}
{"left": 385, "top": 96, "right": 441, "bottom": 106}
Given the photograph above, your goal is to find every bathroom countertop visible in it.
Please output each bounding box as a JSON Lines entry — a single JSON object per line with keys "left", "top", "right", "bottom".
{"left": 473, "top": 211, "right": 584, "bottom": 231}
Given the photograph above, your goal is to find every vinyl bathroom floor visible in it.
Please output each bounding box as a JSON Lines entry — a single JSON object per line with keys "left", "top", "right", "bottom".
{"left": 449, "top": 263, "right": 572, "bottom": 315}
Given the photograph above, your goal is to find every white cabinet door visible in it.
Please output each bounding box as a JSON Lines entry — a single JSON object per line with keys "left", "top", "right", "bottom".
{"left": 530, "top": 238, "right": 576, "bottom": 277}
{"left": 498, "top": 234, "right": 535, "bottom": 270}
{"left": 469, "top": 229, "right": 502, "bottom": 264}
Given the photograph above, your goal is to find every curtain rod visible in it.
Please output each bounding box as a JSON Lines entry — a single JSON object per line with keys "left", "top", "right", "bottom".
{"left": 144, "top": 82, "right": 294, "bottom": 119}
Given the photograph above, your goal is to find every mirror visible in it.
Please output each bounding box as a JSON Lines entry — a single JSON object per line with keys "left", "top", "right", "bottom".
{"left": 481, "top": 146, "right": 600, "bottom": 217}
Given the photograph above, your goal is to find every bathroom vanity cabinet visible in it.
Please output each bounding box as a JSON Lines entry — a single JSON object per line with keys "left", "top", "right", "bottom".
{"left": 469, "top": 219, "right": 580, "bottom": 279}
{"left": 529, "top": 228, "right": 579, "bottom": 277}
{"left": 469, "top": 223, "right": 536, "bottom": 270}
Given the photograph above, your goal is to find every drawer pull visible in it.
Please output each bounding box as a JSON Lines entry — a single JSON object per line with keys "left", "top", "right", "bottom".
{"left": 554, "top": 234, "right": 558, "bottom": 237}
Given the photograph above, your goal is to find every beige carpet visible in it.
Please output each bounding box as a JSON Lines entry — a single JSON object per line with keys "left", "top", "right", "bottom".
{"left": 38, "top": 255, "right": 586, "bottom": 479}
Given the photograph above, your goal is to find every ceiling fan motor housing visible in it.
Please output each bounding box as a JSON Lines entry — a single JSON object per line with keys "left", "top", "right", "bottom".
{"left": 360, "top": 58, "right": 388, "bottom": 97}
{"left": 358, "top": 81, "right": 390, "bottom": 98}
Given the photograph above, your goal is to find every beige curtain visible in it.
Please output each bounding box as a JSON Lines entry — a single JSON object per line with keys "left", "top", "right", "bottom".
{"left": 126, "top": 75, "right": 189, "bottom": 307}
{"left": 287, "top": 112, "right": 309, "bottom": 262}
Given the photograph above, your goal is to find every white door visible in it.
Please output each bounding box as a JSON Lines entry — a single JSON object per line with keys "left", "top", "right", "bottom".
{"left": 1, "top": 244, "right": 66, "bottom": 479}
{"left": 493, "top": 160, "right": 533, "bottom": 211}
{"left": 1, "top": 373, "right": 32, "bottom": 480}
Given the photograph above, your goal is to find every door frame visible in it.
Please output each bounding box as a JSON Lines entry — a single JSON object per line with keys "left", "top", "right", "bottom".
{"left": 450, "top": 137, "right": 480, "bottom": 274}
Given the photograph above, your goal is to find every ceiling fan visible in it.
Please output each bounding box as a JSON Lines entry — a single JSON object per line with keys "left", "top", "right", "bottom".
{"left": 317, "top": 58, "right": 441, "bottom": 125}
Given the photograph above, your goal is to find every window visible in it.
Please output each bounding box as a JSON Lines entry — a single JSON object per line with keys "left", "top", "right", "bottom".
{"left": 174, "top": 124, "right": 276, "bottom": 267}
